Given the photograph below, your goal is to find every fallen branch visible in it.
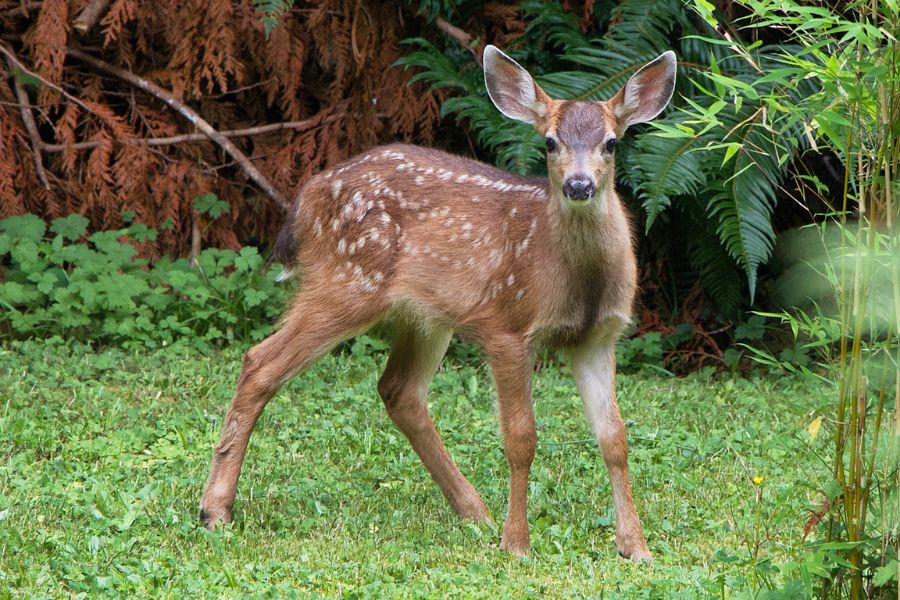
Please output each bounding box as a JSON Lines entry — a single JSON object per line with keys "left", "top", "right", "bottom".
{"left": 41, "top": 116, "right": 336, "bottom": 152}
{"left": 434, "top": 17, "right": 482, "bottom": 64}
{"left": 2, "top": 2, "right": 42, "bottom": 17}
{"left": 73, "top": 0, "right": 112, "bottom": 34}
{"left": 4, "top": 55, "right": 50, "bottom": 189}
{"left": 0, "top": 42, "right": 94, "bottom": 113}
{"left": 67, "top": 47, "right": 290, "bottom": 211}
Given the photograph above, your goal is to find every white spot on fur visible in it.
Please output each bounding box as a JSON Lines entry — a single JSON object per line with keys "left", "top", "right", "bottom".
{"left": 515, "top": 289, "right": 525, "bottom": 301}
{"left": 516, "top": 219, "right": 538, "bottom": 257}
{"left": 331, "top": 180, "right": 343, "bottom": 199}
{"left": 337, "top": 239, "right": 347, "bottom": 254}
{"left": 381, "top": 149, "right": 407, "bottom": 161}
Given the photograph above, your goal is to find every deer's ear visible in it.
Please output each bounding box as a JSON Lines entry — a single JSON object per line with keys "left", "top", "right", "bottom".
{"left": 483, "top": 45, "right": 551, "bottom": 125}
{"left": 610, "top": 51, "right": 677, "bottom": 128}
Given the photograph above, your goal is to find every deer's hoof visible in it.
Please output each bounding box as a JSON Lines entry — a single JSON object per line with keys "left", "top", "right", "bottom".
{"left": 199, "top": 504, "right": 231, "bottom": 530}
{"left": 455, "top": 495, "right": 493, "bottom": 525}
{"left": 499, "top": 528, "right": 530, "bottom": 557}
{"left": 616, "top": 535, "right": 653, "bottom": 563}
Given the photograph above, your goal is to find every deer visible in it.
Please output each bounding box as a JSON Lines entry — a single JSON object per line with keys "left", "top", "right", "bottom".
{"left": 199, "top": 45, "right": 676, "bottom": 561}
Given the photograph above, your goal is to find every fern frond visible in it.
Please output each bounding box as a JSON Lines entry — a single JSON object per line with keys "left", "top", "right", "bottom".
{"left": 627, "top": 121, "right": 708, "bottom": 230}
{"left": 706, "top": 119, "right": 784, "bottom": 300}
{"left": 682, "top": 203, "right": 745, "bottom": 317}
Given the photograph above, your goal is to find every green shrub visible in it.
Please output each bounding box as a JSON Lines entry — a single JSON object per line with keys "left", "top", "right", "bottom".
{"left": 0, "top": 214, "right": 289, "bottom": 351}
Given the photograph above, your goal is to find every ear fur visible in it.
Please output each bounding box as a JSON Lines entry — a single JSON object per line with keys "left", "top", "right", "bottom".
{"left": 610, "top": 51, "right": 677, "bottom": 128}
{"left": 483, "top": 45, "right": 551, "bottom": 125}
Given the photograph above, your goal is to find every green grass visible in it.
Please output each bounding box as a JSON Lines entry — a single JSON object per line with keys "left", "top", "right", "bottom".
{"left": 0, "top": 339, "right": 828, "bottom": 598}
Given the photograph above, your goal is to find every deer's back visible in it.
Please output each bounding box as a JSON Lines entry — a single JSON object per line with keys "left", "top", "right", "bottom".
{"left": 288, "top": 143, "right": 634, "bottom": 346}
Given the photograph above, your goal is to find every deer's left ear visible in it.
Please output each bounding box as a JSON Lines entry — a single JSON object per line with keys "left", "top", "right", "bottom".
{"left": 610, "top": 51, "right": 677, "bottom": 128}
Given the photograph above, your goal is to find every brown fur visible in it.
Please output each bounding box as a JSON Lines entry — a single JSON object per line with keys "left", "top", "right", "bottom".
{"left": 200, "top": 46, "right": 677, "bottom": 561}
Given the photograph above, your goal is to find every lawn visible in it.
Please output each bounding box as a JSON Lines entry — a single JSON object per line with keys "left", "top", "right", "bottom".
{"left": 0, "top": 339, "right": 827, "bottom": 598}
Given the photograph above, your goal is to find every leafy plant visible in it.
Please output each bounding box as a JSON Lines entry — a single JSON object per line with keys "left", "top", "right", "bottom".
{"left": 0, "top": 338, "right": 831, "bottom": 597}
{"left": 0, "top": 214, "right": 290, "bottom": 351}
{"left": 680, "top": 0, "right": 900, "bottom": 597}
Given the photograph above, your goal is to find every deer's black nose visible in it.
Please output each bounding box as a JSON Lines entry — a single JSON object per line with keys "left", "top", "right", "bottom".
{"left": 563, "top": 176, "right": 595, "bottom": 201}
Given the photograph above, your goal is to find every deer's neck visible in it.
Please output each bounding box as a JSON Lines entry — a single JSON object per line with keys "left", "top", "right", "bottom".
{"left": 545, "top": 182, "right": 621, "bottom": 272}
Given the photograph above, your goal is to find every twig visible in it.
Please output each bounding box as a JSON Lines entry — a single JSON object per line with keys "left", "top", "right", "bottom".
{"left": 4, "top": 55, "right": 50, "bottom": 189}
{"left": 67, "top": 47, "right": 290, "bottom": 211}
{"left": 40, "top": 117, "right": 337, "bottom": 152}
{"left": 434, "top": 17, "right": 482, "bottom": 64}
{"left": 0, "top": 42, "right": 94, "bottom": 113}
{"left": 73, "top": 0, "right": 111, "bottom": 33}
{"left": 190, "top": 217, "right": 201, "bottom": 264}
{"left": 2, "top": 2, "right": 42, "bottom": 17}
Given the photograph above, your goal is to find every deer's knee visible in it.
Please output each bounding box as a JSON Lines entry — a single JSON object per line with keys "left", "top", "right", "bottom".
{"left": 378, "top": 375, "right": 428, "bottom": 432}
{"left": 596, "top": 420, "right": 629, "bottom": 470}
{"left": 236, "top": 345, "right": 279, "bottom": 398}
{"left": 503, "top": 420, "right": 536, "bottom": 469}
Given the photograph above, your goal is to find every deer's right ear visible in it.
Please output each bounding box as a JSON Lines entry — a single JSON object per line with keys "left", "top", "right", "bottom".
{"left": 483, "top": 45, "right": 551, "bottom": 125}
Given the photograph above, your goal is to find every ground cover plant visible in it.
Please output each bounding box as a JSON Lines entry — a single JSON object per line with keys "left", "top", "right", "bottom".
{"left": 2, "top": 341, "right": 833, "bottom": 597}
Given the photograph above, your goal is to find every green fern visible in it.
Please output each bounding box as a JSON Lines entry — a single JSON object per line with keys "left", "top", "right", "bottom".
{"left": 627, "top": 121, "right": 707, "bottom": 231}
{"left": 397, "top": 0, "right": 824, "bottom": 314}
{"left": 252, "top": 0, "right": 292, "bottom": 36}
{"left": 683, "top": 203, "right": 744, "bottom": 318}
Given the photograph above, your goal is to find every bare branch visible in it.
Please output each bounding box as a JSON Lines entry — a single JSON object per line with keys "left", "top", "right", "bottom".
{"left": 2, "top": 2, "right": 42, "bottom": 17}
{"left": 73, "top": 0, "right": 112, "bottom": 34}
{"left": 67, "top": 47, "right": 290, "bottom": 211}
{"left": 434, "top": 17, "right": 482, "bottom": 64}
{"left": 4, "top": 55, "right": 50, "bottom": 189}
{"left": 40, "top": 116, "right": 338, "bottom": 152}
{"left": 0, "top": 42, "right": 94, "bottom": 113}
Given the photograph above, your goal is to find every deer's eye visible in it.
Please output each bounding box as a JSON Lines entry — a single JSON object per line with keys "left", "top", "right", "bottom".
{"left": 605, "top": 138, "right": 619, "bottom": 153}
{"left": 545, "top": 137, "right": 558, "bottom": 153}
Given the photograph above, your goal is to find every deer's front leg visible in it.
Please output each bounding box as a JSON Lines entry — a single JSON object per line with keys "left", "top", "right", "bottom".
{"left": 569, "top": 339, "right": 652, "bottom": 562}
{"left": 484, "top": 334, "right": 536, "bottom": 556}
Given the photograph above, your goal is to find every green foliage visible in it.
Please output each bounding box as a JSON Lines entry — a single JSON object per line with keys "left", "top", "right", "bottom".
{"left": 0, "top": 214, "right": 289, "bottom": 351}
{"left": 252, "top": 0, "right": 293, "bottom": 36}
{"left": 702, "top": 1, "right": 900, "bottom": 596}
{"left": 1, "top": 341, "right": 829, "bottom": 597}
{"left": 398, "top": 0, "right": 834, "bottom": 313}
{"left": 193, "top": 193, "right": 230, "bottom": 219}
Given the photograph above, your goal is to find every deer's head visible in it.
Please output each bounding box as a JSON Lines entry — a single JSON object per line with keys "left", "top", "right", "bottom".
{"left": 484, "top": 46, "right": 676, "bottom": 210}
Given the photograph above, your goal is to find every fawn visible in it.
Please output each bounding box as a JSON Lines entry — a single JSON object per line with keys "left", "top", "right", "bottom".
{"left": 199, "top": 45, "right": 676, "bottom": 560}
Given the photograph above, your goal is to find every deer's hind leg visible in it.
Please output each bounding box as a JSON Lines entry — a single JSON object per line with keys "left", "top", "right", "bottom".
{"left": 378, "top": 323, "right": 491, "bottom": 523}
{"left": 199, "top": 291, "right": 384, "bottom": 529}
